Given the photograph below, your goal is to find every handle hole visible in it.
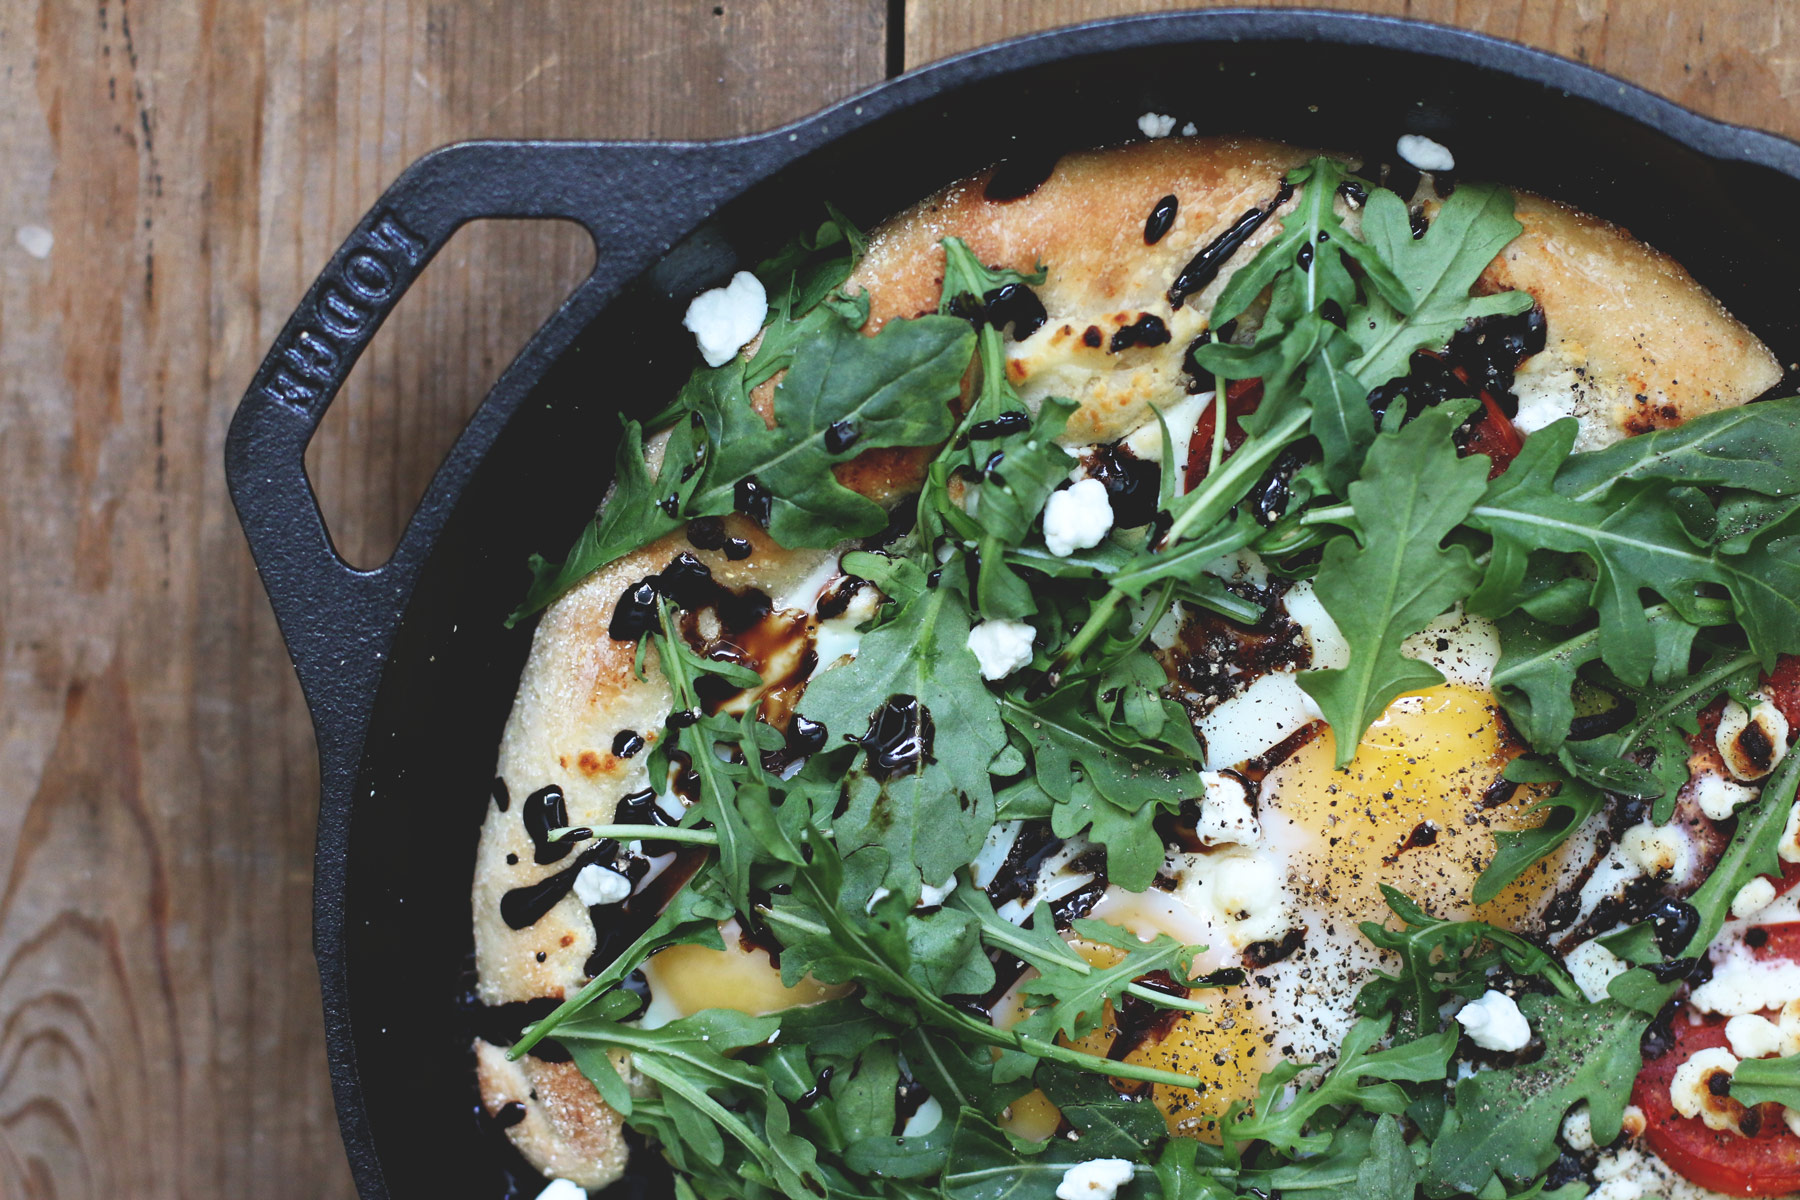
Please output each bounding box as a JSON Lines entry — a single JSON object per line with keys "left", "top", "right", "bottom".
{"left": 304, "top": 217, "right": 597, "bottom": 570}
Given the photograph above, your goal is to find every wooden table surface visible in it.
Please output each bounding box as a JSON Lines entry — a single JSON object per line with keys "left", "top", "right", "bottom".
{"left": 2, "top": 2, "right": 1794, "bottom": 1196}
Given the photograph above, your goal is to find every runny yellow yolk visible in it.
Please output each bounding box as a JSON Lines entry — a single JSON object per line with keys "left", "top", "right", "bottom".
{"left": 1264, "top": 682, "right": 1562, "bottom": 928}
{"left": 1034, "top": 684, "right": 1569, "bottom": 1142}
{"left": 641, "top": 930, "right": 845, "bottom": 1017}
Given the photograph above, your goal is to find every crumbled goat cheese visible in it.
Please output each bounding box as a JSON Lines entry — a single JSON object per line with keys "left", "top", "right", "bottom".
{"left": 1565, "top": 938, "right": 1629, "bottom": 1003}
{"left": 1137, "top": 112, "right": 1178, "bottom": 139}
{"left": 1694, "top": 769, "right": 1761, "bottom": 820}
{"left": 1043, "top": 478, "right": 1115, "bottom": 556}
{"left": 1561, "top": 1106, "right": 1595, "bottom": 1151}
{"left": 1734, "top": 876, "right": 1778, "bottom": 919}
{"left": 1396, "top": 133, "right": 1455, "bottom": 172}
{"left": 573, "top": 863, "right": 632, "bottom": 907}
{"left": 1456, "top": 989, "right": 1531, "bottom": 1052}
{"left": 1691, "top": 947, "right": 1800, "bottom": 1016}
{"left": 918, "top": 875, "right": 959, "bottom": 908}
{"left": 1783, "top": 998, "right": 1800, "bottom": 1056}
{"left": 1728, "top": 1013, "right": 1784, "bottom": 1059}
{"left": 967, "top": 619, "right": 1037, "bottom": 680}
{"left": 1620, "top": 822, "right": 1691, "bottom": 882}
{"left": 1203, "top": 853, "right": 1289, "bottom": 943}
{"left": 683, "top": 270, "right": 768, "bottom": 367}
{"left": 1195, "top": 770, "right": 1259, "bottom": 846}
{"left": 534, "top": 1180, "right": 588, "bottom": 1200}
{"left": 1057, "top": 1158, "right": 1136, "bottom": 1199}
{"left": 1180, "top": 121, "right": 1198, "bottom": 137}
{"left": 1717, "top": 698, "right": 1789, "bottom": 781}
{"left": 1782, "top": 800, "right": 1800, "bottom": 863}
{"left": 1671, "top": 1046, "right": 1742, "bottom": 1133}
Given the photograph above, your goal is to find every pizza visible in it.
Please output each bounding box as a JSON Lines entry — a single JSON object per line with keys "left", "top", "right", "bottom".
{"left": 467, "top": 132, "right": 1800, "bottom": 1200}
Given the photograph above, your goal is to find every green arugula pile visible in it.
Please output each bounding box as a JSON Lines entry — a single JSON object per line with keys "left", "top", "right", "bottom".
{"left": 496, "top": 156, "right": 1800, "bottom": 1200}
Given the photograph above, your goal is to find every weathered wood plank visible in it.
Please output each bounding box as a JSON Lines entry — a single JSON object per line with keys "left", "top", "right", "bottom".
{"left": 0, "top": 3, "right": 885, "bottom": 1198}
{"left": 906, "top": 1, "right": 1800, "bottom": 140}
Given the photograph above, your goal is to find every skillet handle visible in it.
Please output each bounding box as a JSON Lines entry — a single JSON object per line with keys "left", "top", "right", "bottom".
{"left": 224, "top": 138, "right": 744, "bottom": 732}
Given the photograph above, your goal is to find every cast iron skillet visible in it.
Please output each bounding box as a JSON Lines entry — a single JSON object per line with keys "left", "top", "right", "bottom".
{"left": 225, "top": 9, "right": 1800, "bottom": 1198}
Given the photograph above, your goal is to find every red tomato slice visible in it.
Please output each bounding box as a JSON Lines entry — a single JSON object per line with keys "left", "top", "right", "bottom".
{"left": 1461, "top": 389, "right": 1524, "bottom": 476}
{"left": 1763, "top": 655, "right": 1800, "bottom": 732}
{"left": 1635, "top": 1002, "right": 1800, "bottom": 1194}
{"left": 1183, "top": 378, "right": 1261, "bottom": 491}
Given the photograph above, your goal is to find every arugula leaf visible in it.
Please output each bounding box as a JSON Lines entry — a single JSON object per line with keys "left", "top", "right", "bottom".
{"left": 1470, "top": 419, "right": 1799, "bottom": 685}
{"left": 1472, "top": 761, "right": 1608, "bottom": 905}
{"left": 506, "top": 409, "right": 705, "bottom": 625}
{"left": 939, "top": 1108, "right": 1087, "bottom": 1200}
{"left": 1554, "top": 396, "right": 1800, "bottom": 502}
{"left": 1559, "top": 641, "right": 1760, "bottom": 820}
{"left": 1018, "top": 918, "right": 1200, "bottom": 1042}
{"left": 1732, "top": 1054, "right": 1800, "bottom": 1109}
{"left": 1357, "top": 886, "right": 1578, "bottom": 1039}
{"left": 1602, "top": 749, "right": 1799, "bottom": 996}
{"left": 998, "top": 675, "right": 1201, "bottom": 891}
{"left": 1300, "top": 402, "right": 1489, "bottom": 763}
{"left": 510, "top": 865, "right": 732, "bottom": 1059}
{"left": 698, "top": 312, "right": 973, "bottom": 546}
{"left": 649, "top": 602, "right": 764, "bottom": 908}
{"left": 1358, "top": 1114, "right": 1424, "bottom": 1200}
{"left": 1488, "top": 599, "right": 1730, "bottom": 751}
{"left": 798, "top": 582, "right": 1007, "bottom": 891}
{"left": 1349, "top": 183, "right": 1534, "bottom": 391}
{"left": 561, "top": 1008, "right": 824, "bottom": 1195}
{"left": 1424, "top": 994, "right": 1647, "bottom": 1197}
{"left": 1224, "top": 1015, "right": 1456, "bottom": 1155}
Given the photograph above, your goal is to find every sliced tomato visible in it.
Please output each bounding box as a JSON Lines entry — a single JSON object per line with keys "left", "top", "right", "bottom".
{"left": 1763, "top": 655, "right": 1800, "bottom": 732}
{"left": 1635, "top": 1004, "right": 1800, "bottom": 1195}
{"left": 1183, "top": 378, "right": 1261, "bottom": 490}
{"left": 1461, "top": 389, "right": 1524, "bottom": 476}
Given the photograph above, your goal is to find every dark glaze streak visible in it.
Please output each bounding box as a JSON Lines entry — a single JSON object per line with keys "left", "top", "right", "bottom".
{"left": 798, "top": 1066, "right": 835, "bottom": 1108}
{"left": 1480, "top": 774, "right": 1520, "bottom": 809}
{"left": 1109, "top": 313, "right": 1172, "bottom": 353}
{"left": 968, "top": 411, "right": 1030, "bottom": 441}
{"left": 983, "top": 284, "right": 1048, "bottom": 341}
{"left": 493, "top": 1101, "right": 527, "bottom": 1129}
{"left": 734, "top": 476, "right": 773, "bottom": 526}
{"left": 854, "top": 695, "right": 934, "bottom": 780}
{"left": 1081, "top": 443, "right": 1160, "bottom": 529}
{"left": 491, "top": 777, "right": 510, "bottom": 812}
{"left": 1168, "top": 181, "right": 1294, "bottom": 309}
{"left": 825, "top": 419, "right": 860, "bottom": 454}
{"left": 500, "top": 844, "right": 613, "bottom": 930}
{"left": 891, "top": 1078, "right": 933, "bottom": 1135}
{"left": 1243, "top": 928, "right": 1306, "bottom": 970}
{"left": 1384, "top": 821, "right": 1440, "bottom": 863}
{"left": 1108, "top": 970, "right": 1189, "bottom": 1061}
{"left": 523, "top": 786, "right": 573, "bottom": 865}
{"left": 1144, "top": 194, "right": 1179, "bottom": 245}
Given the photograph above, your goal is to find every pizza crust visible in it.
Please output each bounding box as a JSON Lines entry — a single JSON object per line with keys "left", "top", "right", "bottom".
{"left": 471, "top": 135, "right": 1783, "bottom": 1191}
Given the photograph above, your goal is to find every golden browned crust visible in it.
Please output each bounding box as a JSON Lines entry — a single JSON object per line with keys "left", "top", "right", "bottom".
{"left": 1478, "top": 192, "right": 1780, "bottom": 446}
{"left": 474, "top": 1039, "right": 633, "bottom": 1190}
{"left": 471, "top": 135, "right": 1781, "bottom": 1190}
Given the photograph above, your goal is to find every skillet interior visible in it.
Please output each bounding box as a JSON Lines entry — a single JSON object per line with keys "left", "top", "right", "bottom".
{"left": 322, "top": 19, "right": 1800, "bottom": 1200}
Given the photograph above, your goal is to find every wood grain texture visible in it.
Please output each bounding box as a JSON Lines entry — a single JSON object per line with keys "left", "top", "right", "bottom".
{"left": 906, "top": 1, "right": 1800, "bottom": 140}
{"left": 0, "top": 3, "right": 884, "bottom": 1198}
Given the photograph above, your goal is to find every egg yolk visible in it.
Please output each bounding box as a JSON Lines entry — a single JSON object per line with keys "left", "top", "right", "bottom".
{"left": 1050, "top": 684, "right": 1569, "bottom": 1143}
{"left": 642, "top": 933, "right": 844, "bottom": 1017}
{"left": 1262, "top": 682, "right": 1561, "bottom": 928}
{"left": 1059, "top": 938, "right": 1280, "bottom": 1141}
